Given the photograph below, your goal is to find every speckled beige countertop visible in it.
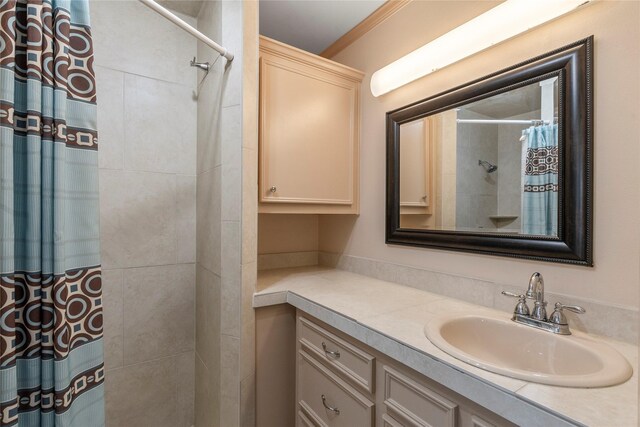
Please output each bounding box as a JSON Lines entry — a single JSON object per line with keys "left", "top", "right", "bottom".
{"left": 254, "top": 266, "right": 638, "bottom": 427}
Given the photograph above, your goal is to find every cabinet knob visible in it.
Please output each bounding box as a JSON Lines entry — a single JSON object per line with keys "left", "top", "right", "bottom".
{"left": 269, "top": 186, "right": 277, "bottom": 193}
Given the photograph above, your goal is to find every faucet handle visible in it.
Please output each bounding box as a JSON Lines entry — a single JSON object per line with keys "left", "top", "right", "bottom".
{"left": 501, "top": 291, "right": 523, "bottom": 298}
{"left": 555, "top": 302, "right": 586, "bottom": 314}
{"left": 549, "top": 302, "right": 586, "bottom": 325}
{"left": 501, "top": 291, "right": 530, "bottom": 316}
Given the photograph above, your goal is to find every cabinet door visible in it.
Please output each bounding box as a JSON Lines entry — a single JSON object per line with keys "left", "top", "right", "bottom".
{"left": 260, "top": 55, "right": 358, "bottom": 207}
{"left": 400, "top": 118, "right": 430, "bottom": 209}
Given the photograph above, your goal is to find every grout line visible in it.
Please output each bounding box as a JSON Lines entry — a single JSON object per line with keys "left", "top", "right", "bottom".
{"left": 103, "top": 262, "right": 196, "bottom": 273}
{"left": 95, "top": 64, "right": 197, "bottom": 90}
{"left": 99, "top": 167, "right": 196, "bottom": 177}
{"left": 221, "top": 333, "right": 240, "bottom": 340}
{"left": 175, "top": 174, "right": 180, "bottom": 266}
{"left": 197, "top": 262, "right": 221, "bottom": 279}
{"left": 119, "top": 269, "right": 125, "bottom": 369}
{"left": 119, "top": 351, "right": 191, "bottom": 370}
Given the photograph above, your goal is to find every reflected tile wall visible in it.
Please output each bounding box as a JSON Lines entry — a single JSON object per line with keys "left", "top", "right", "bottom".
{"left": 456, "top": 109, "right": 498, "bottom": 230}
{"left": 92, "top": 1, "right": 197, "bottom": 425}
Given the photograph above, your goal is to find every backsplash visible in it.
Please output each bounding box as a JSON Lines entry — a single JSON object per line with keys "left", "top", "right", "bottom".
{"left": 258, "top": 251, "right": 319, "bottom": 270}
{"left": 318, "top": 252, "right": 638, "bottom": 344}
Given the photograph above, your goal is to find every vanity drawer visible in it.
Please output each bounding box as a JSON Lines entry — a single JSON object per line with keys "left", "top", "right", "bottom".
{"left": 298, "top": 316, "right": 375, "bottom": 394}
{"left": 297, "top": 350, "right": 374, "bottom": 427}
{"left": 381, "top": 364, "right": 458, "bottom": 427}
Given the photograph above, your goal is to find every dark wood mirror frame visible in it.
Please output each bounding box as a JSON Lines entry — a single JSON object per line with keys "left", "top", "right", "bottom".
{"left": 386, "top": 37, "right": 593, "bottom": 266}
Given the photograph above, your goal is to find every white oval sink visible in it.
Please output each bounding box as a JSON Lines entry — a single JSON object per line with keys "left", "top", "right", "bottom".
{"left": 424, "top": 313, "right": 633, "bottom": 387}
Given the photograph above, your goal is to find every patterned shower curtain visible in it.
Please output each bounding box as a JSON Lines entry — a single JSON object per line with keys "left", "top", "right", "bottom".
{"left": 521, "top": 124, "right": 559, "bottom": 236}
{"left": 0, "top": 0, "right": 104, "bottom": 426}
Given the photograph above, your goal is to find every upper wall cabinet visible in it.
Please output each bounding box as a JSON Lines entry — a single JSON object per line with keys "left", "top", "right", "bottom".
{"left": 259, "top": 36, "right": 364, "bottom": 214}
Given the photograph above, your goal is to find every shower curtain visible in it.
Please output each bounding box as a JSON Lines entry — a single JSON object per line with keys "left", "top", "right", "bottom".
{"left": 521, "top": 124, "right": 559, "bottom": 235}
{"left": 0, "top": 0, "right": 104, "bottom": 426}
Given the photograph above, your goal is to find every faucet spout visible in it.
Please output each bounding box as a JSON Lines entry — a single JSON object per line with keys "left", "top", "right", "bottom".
{"left": 526, "top": 272, "right": 547, "bottom": 320}
{"left": 526, "top": 272, "right": 544, "bottom": 303}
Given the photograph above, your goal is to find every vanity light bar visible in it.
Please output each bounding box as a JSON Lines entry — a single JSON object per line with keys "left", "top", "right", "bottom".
{"left": 370, "top": 0, "right": 592, "bottom": 97}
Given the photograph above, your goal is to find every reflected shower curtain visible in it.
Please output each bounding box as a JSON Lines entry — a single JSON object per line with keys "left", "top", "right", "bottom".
{"left": 521, "top": 124, "right": 559, "bottom": 235}
{"left": 0, "top": 0, "right": 105, "bottom": 426}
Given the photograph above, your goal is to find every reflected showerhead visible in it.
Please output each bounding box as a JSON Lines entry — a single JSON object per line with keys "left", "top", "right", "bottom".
{"left": 478, "top": 160, "right": 498, "bottom": 173}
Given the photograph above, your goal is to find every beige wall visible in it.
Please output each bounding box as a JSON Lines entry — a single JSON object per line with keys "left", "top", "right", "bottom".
{"left": 258, "top": 214, "right": 319, "bottom": 254}
{"left": 322, "top": 0, "right": 640, "bottom": 309}
{"left": 92, "top": 1, "right": 197, "bottom": 425}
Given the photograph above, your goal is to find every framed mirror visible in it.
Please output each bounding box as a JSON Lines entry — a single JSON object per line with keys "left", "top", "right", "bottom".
{"left": 386, "top": 37, "right": 593, "bottom": 265}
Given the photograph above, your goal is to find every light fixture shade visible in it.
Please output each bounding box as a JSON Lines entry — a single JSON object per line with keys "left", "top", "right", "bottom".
{"left": 370, "top": 0, "right": 591, "bottom": 97}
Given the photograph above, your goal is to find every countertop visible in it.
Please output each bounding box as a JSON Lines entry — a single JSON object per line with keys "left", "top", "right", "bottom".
{"left": 254, "top": 266, "right": 638, "bottom": 427}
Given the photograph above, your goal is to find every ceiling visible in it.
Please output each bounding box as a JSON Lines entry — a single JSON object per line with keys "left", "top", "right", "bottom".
{"left": 259, "top": 0, "right": 385, "bottom": 54}
{"left": 158, "top": 0, "right": 386, "bottom": 55}
{"left": 465, "top": 82, "right": 543, "bottom": 119}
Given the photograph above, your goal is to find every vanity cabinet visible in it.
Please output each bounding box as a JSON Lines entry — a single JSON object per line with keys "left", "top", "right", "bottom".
{"left": 296, "top": 312, "right": 515, "bottom": 427}
{"left": 259, "top": 36, "right": 364, "bottom": 214}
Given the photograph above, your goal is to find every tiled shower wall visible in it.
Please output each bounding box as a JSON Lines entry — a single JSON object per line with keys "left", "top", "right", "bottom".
{"left": 195, "top": 1, "right": 258, "bottom": 426}
{"left": 91, "top": 1, "right": 197, "bottom": 425}
{"left": 455, "top": 109, "right": 498, "bottom": 230}
{"left": 194, "top": 1, "right": 223, "bottom": 424}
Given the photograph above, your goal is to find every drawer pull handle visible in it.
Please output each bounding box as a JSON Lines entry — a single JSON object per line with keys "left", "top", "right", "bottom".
{"left": 321, "top": 394, "right": 340, "bottom": 415}
{"left": 321, "top": 342, "right": 340, "bottom": 359}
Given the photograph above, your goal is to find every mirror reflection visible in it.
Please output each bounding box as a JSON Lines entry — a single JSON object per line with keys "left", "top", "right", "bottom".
{"left": 399, "top": 78, "right": 559, "bottom": 236}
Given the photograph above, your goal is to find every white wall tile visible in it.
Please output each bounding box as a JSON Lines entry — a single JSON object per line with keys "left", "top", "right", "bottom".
{"left": 195, "top": 353, "right": 218, "bottom": 427}
{"left": 196, "top": 167, "right": 221, "bottom": 275}
{"left": 101, "top": 269, "right": 123, "bottom": 370}
{"left": 123, "top": 264, "right": 195, "bottom": 364}
{"left": 176, "top": 351, "right": 196, "bottom": 427}
{"left": 220, "top": 1, "right": 243, "bottom": 107}
{"left": 176, "top": 174, "right": 197, "bottom": 263}
{"left": 220, "top": 335, "right": 240, "bottom": 398}
{"left": 221, "top": 105, "right": 242, "bottom": 222}
{"left": 95, "top": 66, "right": 124, "bottom": 170}
{"left": 123, "top": 74, "right": 196, "bottom": 175}
{"left": 93, "top": 2, "right": 198, "bottom": 424}
{"left": 220, "top": 395, "right": 240, "bottom": 427}
{"left": 99, "top": 170, "right": 177, "bottom": 269}
{"left": 196, "top": 265, "right": 221, "bottom": 367}
{"left": 91, "top": 0, "right": 197, "bottom": 87}
{"left": 196, "top": 66, "right": 223, "bottom": 174}
{"left": 105, "top": 356, "right": 178, "bottom": 427}
{"left": 221, "top": 221, "right": 241, "bottom": 336}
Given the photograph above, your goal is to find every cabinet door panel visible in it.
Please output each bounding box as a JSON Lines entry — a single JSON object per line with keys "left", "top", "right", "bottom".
{"left": 382, "top": 365, "right": 457, "bottom": 427}
{"left": 260, "top": 56, "right": 356, "bottom": 205}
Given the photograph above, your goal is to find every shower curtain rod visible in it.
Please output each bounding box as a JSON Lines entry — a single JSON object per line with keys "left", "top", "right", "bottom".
{"left": 138, "top": 0, "right": 234, "bottom": 61}
{"left": 456, "top": 119, "right": 554, "bottom": 125}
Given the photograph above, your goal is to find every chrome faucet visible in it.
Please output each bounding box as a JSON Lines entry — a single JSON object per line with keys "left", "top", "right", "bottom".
{"left": 502, "top": 272, "right": 585, "bottom": 335}
{"left": 526, "top": 272, "right": 547, "bottom": 321}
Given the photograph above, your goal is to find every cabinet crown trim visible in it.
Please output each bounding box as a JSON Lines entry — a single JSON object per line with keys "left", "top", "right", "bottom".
{"left": 260, "top": 35, "right": 365, "bottom": 82}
